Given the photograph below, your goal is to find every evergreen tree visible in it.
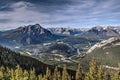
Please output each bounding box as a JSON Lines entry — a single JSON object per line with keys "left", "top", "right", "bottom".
{"left": 84, "top": 73, "right": 90, "bottom": 80}
{"left": 0, "top": 66, "right": 4, "bottom": 80}
{"left": 97, "top": 65, "right": 104, "bottom": 80}
{"left": 62, "top": 65, "right": 70, "bottom": 80}
{"left": 76, "top": 64, "right": 83, "bottom": 80}
{"left": 23, "top": 70, "right": 29, "bottom": 80}
{"left": 45, "top": 67, "right": 51, "bottom": 80}
{"left": 29, "top": 68, "right": 36, "bottom": 80}
{"left": 53, "top": 66, "right": 61, "bottom": 80}
{"left": 38, "top": 74, "right": 43, "bottom": 80}
{"left": 10, "top": 69, "right": 15, "bottom": 80}
{"left": 53, "top": 66, "right": 58, "bottom": 80}
{"left": 57, "top": 71, "right": 61, "bottom": 80}
{"left": 86, "top": 59, "right": 98, "bottom": 80}
{"left": 112, "top": 63, "right": 120, "bottom": 80}
{"left": 42, "top": 75, "right": 47, "bottom": 80}
{"left": 14, "top": 65, "right": 23, "bottom": 80}
{"left": 0, "top": 59, "right": 120, "bottom": 80}
{"left": 4, "top": 67, "right": 10, "bottom": 80}
{"left": 104, "top": 70, "right": 111, "bottom": 80}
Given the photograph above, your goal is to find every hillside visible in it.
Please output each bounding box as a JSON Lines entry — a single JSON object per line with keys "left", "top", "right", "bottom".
{"left": 79, "top": 37, "right": 120, "bottom": 68}
{"left": 0, "top": 45, "right": 51, "bottom": 74}
{"left": 0, "top": 45, "right": 75, "bottom": 75}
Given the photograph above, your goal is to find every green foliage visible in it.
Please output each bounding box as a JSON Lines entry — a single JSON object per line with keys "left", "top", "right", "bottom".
{"left": 75, "top": 64, "right": 83, "bottom": 80}
{"left": 112, "top": 63, "right": 120, "bottom": 80}
{"left": 29, "top": 68, "right": 36, "bottom": 80}
{"left": 45, "top": 67, "right": 51, "bottom": 80}
{"left": 85, "top": 59, "right": 98, "bottom": 80}
{"left": 53, "top": 66, "right": 61, "bottom": 80}
{"left": 23, "top": 70, "right": 29, "bottom": 80}
{"left": 0, "top": 46, "right": 120, "bottom": 80}
{"left": 81, "top": 45, "right": 120, "bottom": 67}
{"left": 62, "top": 65, "right": 71, "bottom": 80}
{"left": 97, "top": 65, "right": 104, "bottom": 80}
{"left": 0, "top": 66, "right": 4, "bottom": 80}
{"left": 0, "top": 59, "right": 120, "bottom": 80}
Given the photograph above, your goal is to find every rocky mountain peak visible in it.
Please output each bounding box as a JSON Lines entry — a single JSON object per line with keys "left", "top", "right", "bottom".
{"left": 17, "top": 24, "right": 49, "bottom": 34}
{"left": 0, "top": 24, "right": 64, "bottom": 45}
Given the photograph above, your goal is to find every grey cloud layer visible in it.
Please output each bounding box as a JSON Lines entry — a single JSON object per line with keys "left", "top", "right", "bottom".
{"left": 0, "top": 0, "right": 120, "bottom": 30}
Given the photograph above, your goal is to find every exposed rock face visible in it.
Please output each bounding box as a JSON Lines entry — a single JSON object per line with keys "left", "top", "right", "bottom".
{"left": 0, "top": 24, "right": 64, "bottom": 45}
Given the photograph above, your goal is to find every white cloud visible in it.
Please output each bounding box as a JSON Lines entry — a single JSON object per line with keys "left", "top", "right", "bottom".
{"left": 0, "top": 0, "right": 120, "bottom": 30}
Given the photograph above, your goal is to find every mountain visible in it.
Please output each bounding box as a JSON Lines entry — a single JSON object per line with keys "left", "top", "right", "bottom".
{"left": 47, "top": 27, "right": 85, "bottom": 36}
{"left": 80, "top": 37, "right": 120, "bottom": 68}
{"left": 81, "top": 26, "right": 120, "bottom": 39}
{"left": 0, "top": 24, "right": 64, "bottom": 46}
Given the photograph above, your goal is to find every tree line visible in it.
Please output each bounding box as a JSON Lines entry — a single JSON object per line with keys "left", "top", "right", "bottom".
{"left": 0, "top": 59, "right": 119, "bottom": 80}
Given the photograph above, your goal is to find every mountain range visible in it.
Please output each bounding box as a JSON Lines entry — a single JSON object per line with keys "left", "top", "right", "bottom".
{"left": 0, "top": 24, "right": 120, "bottom": 73}
{"left": 47, "top": 27, "right": 85, "bottom": 36}
{"left": 82, "top": 26, "right": 120, "bottom": 39}
{"left": 0, "top": 24, "right": 64, "bottom": 46}
{"left": 0, "top": 24, "right": 120, "bottom": 47}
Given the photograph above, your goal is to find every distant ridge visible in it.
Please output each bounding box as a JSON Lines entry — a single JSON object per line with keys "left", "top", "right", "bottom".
{"left": 48, "top": 27, "right": 84, "bottom": 36}
{"left": 81, "top": 26, "right": 120, "bottom": 39}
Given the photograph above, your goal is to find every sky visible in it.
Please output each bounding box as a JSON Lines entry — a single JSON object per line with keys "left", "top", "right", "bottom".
{"left": 0, "top": 0, "right": 120, "bottom": 30}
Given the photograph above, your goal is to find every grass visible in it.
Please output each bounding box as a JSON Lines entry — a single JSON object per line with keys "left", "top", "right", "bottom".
{"left": 79, "top": 45, "right": 120, "bottom": 68}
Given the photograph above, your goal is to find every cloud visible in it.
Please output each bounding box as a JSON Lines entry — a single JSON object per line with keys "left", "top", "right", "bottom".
{"left": 0, "top": 19, "right": 10, "bottom": 23}
{"left": 10, "top": 1, "right": 34, "bottom": 9}
{"left": 0, "top": 0, "right": 120, "bottom": 30}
